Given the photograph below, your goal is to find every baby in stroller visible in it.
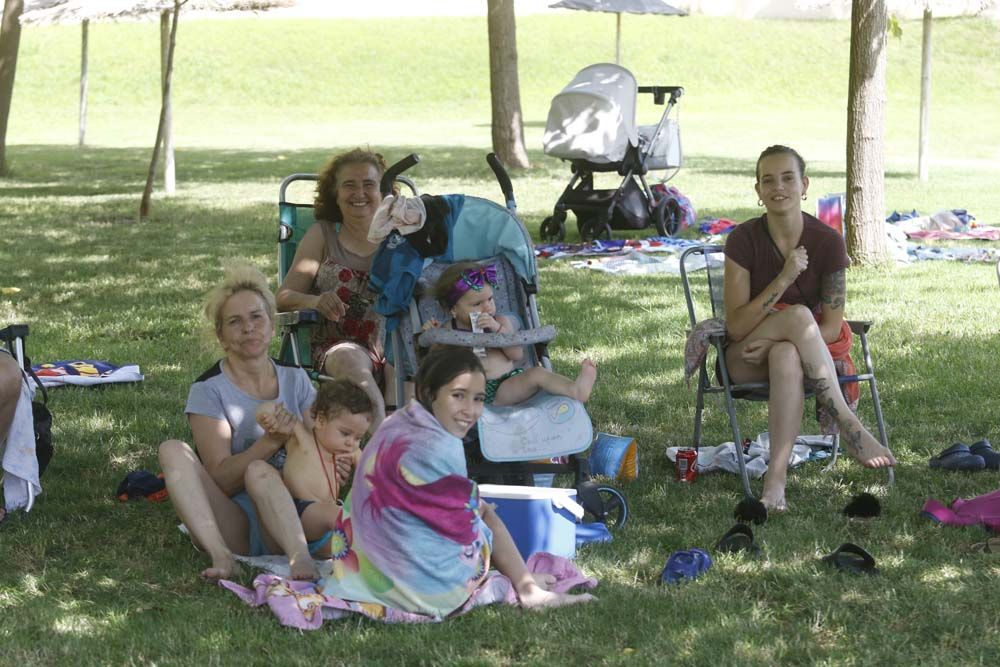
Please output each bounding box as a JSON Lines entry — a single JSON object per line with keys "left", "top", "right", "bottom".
{"left": 422, "top": 261, "right": 597, "bottom": 407}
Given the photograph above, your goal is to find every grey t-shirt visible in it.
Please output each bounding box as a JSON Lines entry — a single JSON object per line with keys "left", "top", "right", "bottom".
{"left": 184, "top": 359, "right": 316, "bottom": 470}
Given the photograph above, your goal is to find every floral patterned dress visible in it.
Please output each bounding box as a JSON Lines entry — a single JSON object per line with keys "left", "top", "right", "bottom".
{"left": 310, "top": 221, "right": 385, "bottom": 377}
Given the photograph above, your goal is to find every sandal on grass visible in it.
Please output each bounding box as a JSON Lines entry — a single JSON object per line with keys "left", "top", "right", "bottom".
{"left": 714, "top": 523, "right": 761, "bottom": 556}
{"left": 969, "top": 440, "right": 1000, "bottom": 471}
{"left": 821, "top": 543, "right": 880, "bottom": 576}
{"left": 967, "top": 537, "right": 1000, "bottom": 554}
{"left": 928, "top": 443, "right": 985, "bottom": 472}
{"left": 659, "top": 548, "right": 712, "bottom": 585}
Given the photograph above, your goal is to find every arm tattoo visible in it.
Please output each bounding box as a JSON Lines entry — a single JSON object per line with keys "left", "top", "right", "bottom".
{"left": 761, "top": 291, "right": 780, "bottom": 311}
{"left": 820, "top": 270, "right": 846, "bottom": 310}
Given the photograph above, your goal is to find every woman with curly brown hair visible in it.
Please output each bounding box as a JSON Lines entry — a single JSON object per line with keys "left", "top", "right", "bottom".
{"left": 276, "top": 148, "right": 393, "bottom": 429}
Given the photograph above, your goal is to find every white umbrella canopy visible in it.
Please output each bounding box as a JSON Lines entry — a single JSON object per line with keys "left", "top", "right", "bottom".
{"left": 549, "top": 0, "right": 687, "bottom": 64}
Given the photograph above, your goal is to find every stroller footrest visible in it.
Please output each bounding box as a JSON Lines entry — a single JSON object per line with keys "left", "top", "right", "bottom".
{"left": 418, "top": 325, "right": 556, "bottom": 349}
{"left": 478, "top": 391, "right": 593, "bottom": 462}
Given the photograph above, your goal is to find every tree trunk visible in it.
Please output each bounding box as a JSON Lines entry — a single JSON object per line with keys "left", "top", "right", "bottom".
{"left": 160, "top": 9, "right": 175, "bottom": 195}
{"left": 0, "top": 0, "right": 24, "bottom": 176}
{"left": 79, "top": 19, "right": 88, "bottom": 147}
{"left": 139, "top": 1, "right": 182, "bottom": 221}
{"left": 486, "top": 0, "right": 529, "bottom": 169}
{"left": 918, "top": 7, "right": 932, "bottom": 182}
{"left": 845, "top": 0, "right": 890, "bottom": 266}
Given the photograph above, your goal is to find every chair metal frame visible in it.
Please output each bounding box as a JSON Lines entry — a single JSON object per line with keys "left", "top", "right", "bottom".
{"left": 679, "top": 244, "right": 892, "bottom": 498}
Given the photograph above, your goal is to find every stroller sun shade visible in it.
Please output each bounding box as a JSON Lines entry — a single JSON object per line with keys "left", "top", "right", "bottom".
{"left": 542, "top": 63, "right": 639, "bottom": 164}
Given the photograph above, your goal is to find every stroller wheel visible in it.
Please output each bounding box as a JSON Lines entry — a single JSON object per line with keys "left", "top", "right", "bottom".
{"left": 578, "top": 482, "right": 629, "bottom": 529}
{"left": 540, "top": 216, "right": 565, "bottom": 242}
{"left": 576, "top": 213, "right": 607, "bottom": 242}
{"left": 653, "top": 196, "right": 681, "bottom": 237}
{"left": 594, "top": 222, "right": 612, "bottom": 241}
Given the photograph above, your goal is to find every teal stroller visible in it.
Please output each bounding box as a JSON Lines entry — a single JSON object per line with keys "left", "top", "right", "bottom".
{"left": 369, "top": 154, "right": 628, "bottom": 529}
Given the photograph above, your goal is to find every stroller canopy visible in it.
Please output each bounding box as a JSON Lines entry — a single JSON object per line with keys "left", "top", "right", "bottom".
{"left": 542, "top": 63, "right": 639, "bottom": 164}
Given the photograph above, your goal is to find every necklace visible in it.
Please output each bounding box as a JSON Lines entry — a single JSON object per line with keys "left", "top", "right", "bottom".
{"left": 314, "top": 437, "right": 339, "bottom": 501}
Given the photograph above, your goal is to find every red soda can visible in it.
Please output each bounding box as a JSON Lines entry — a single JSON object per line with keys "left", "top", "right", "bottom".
{"left": 675, "top": 448, "right": 698, "bottom": 482}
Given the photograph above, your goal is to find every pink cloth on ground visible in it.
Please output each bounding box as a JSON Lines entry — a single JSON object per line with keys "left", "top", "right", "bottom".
{"left": 218, "top": 551, "right": 597, "bottom": 629}
{"left": 921, "top": 487, "right": 1000, "bottom": 532}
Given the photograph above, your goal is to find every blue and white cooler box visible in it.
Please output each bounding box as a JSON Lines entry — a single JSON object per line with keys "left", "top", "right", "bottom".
{"left": 478, "top": 484, "right": 584, "bottom": 560}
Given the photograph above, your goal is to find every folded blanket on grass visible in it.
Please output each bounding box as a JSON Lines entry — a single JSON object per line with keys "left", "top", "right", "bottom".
{"left": 31, "top": 360, "right": 143, "bottom": 387}
{"left": 220, "top": 551, "right": 596, "bottom": 628}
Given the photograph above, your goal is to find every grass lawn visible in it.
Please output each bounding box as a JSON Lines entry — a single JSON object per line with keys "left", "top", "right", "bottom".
{"left": 2, "top": 12, "right": 1000, "bottom": 667}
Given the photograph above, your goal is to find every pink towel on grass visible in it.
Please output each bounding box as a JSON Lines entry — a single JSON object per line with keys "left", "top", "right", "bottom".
{"left": 219, "top": 551, "right": 597, "bottom": 629}
{"left": 921, "top": 487, "right": 1000, "bottom": 532}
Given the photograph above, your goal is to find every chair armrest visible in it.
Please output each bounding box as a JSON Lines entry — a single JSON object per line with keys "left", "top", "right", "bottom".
{"left": 847, "top": 320, "right": 872, "bottom": 335}
{"left": 276, "top": 310, "right": 320, "bottom": 328}
{"left": 418, "top": 325, "right": 556, "bottom": 349}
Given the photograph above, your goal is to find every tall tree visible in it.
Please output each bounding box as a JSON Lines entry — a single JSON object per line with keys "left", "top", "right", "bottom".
{"left": 0, "top": 0, "right": 24, "bottom": 176}
{"left": 486, "top": 0, "right": 529, "bottom": 169}
{"left": 845, "top": 0, "right": 891, "bottom": 265}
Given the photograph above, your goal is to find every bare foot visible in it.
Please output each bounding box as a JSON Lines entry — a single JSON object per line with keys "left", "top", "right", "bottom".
{"left": 518, "top": 584, "right": 595, "bottom": 609}
{"left": 573, "top": 359, "right": 598, "bottom": 403}
{"left": 760, "top": 489, "right": 787, "bottom": 513}
{"left": 761, "top": 470, "right": 787, "bottom": 513}
{"left": 843, "top": 428, "right": 896, "bottom": 468}
{"left": 201, "top": 553, "right": 240, "bottom": 582}
{"left": 289, "top": 550, "right": 320, "bottom": 581}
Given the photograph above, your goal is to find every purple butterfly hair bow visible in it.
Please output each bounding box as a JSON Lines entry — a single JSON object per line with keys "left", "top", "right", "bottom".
{"left": 446, "top": 263, "right": 498, "bottom": 306}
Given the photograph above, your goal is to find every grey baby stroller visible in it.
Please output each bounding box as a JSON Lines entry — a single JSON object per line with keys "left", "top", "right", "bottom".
{"left": 540, "top": 63, "right": 684, "bottom": 242}
{"left": 369, "top": 154, "right": 629, "bottom": 529}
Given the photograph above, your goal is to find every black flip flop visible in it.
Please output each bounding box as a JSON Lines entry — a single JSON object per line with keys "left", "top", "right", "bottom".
{"left": 928, "top": 443, "right": 985, "bottom": 472}
{"left": 714, "top": 523, "right": 761, "bottom": 556}
{"left": 821, "top": 543, "right": 879, "bottom": 575}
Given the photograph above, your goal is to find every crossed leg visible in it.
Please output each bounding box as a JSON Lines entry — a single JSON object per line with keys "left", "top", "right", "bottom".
{"left": 725, "top": 306, "right": 895, "bottom": 509}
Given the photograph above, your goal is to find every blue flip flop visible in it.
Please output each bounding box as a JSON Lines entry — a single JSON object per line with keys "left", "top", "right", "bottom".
{"left": 928, "top": 443, "right": 985, "bottom": 472}
{"left": 659, "top": 548, "right": 713, "bottom": 585}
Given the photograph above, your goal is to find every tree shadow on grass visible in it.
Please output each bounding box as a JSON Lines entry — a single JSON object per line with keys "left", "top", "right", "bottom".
{"left": 0, "top": 144, "right": 561, "bottom": 199}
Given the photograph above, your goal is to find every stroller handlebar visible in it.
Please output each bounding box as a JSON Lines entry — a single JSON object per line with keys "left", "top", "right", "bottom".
{"left": 487, "top": 153, "right": 516, "bottom": 210}
{"left": 637, "top": 86, "right": 684, "bottom": 105}
{"left": 381, "top": 153, "right": 421, "bottom": 196}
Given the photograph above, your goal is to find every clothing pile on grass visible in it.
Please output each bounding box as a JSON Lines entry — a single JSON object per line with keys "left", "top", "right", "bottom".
{"left": 666, "top": 433, "right": 835, "bottom": 479}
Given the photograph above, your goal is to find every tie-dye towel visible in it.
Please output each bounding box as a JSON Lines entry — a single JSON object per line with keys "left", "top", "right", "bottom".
{"left": 221, "top": 401, "right": 596, "bottom": 624}
{"left": 220, "top": 551, "right": 596, "bottom": 628}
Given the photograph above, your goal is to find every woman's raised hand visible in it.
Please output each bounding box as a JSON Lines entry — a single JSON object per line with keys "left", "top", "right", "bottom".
{"left": 313, "top": 291, "right": 347, "bottom": 321}
{"left": 781, "top": 246, "right": 809, "bottom": 282}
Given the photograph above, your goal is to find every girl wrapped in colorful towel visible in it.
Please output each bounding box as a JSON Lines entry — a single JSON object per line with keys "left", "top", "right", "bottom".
{"left": 722, "top": 145, "right": 895, "bottom": 512}
{"left": 315, "top": 347, "right": 595, "bottom": 616}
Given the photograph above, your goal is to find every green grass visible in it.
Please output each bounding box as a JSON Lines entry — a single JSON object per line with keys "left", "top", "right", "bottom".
{"left": 3, "top": 12, "right": 1000, "bottom": 667}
